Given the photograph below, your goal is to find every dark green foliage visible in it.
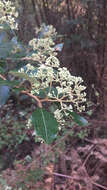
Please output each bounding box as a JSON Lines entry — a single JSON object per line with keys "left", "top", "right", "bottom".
{"left": 68, "top": 111, "right": 89, "bottom": 126}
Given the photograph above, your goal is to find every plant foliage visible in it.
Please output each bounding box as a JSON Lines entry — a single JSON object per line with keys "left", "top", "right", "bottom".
{"left": 0, "top": 1, "right": 88, "bottom": 145}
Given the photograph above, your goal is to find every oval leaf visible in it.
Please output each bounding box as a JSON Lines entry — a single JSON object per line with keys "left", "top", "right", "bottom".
{"left": 32, "top": 108, "right": 58, "bottom": 144}
{"left": 68, "top": 111, "right": 89, "bottom": 126}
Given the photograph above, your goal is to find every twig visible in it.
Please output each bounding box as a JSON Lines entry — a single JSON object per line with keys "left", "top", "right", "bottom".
{"left": 21, "top": 90, "right": 42, "bottom": 108}
{"left": 52, "top": 172, "right": 73, "bottom": 179}
{"left": 52, "top": 173, "right": 107, "bottom": 190}
{"left": 0, "top": 74, "right": 6, "bottom": 80}
{"left": 82, "top": 144, "right": 95, "bottom": 167}
{"left": 52, "top": 172, "right": 107, "bottom": 190}
{"left": 92, "top": 181, "right": 107, "bottom": 190}
{"left": 84, "top": 138, "right": 96, "bottom": 144}
{"left": 41, "top": 98, "right": 59, "bottom": 103}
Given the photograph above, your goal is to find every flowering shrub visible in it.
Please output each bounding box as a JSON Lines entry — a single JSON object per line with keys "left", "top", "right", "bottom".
{"left": 18, "top": 23, "right": 86, "bottom": 118}
{"left": 18, "top": 61, "right": 86, "bottom": 120}
{"left": 0, "top": 0, "right": 22, "bottom": 61}
{"left": 0, "top": 3, "right": 88, "bottom": 144}
{"left": 12, "top": 24, "right": 87, "bottom": 143}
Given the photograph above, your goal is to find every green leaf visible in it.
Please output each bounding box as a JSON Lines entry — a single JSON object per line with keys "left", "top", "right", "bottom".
{"left": 0, "top": 85, "right": 10, "bottom": 106}
{"left": 9, "top": 71, "right": 31, "bottom": 79}
{"left": 32, "top": 108, "right": 59, "bottom": 144}
{"left": 0, "top": 78, "right": 20, "bottom": 87}
{"left": 12, "top": 87, "right": 25, "bottom": 93}
{"left": 9, "top": 71, "right": 39, "bottom": 85}
{"left": 36, "top": 88, "right": 49, "bottom": 98}
{"left": 68, "top": 111, "right": 89, "bottom": 126}
{"left": 49, "top": 87, "right": 58, "bottom": 97}
{"left": 36, "top": 87, "right": 58, "bottom": 99}
{"left": 0, "top": 66, "right": 5, "bottom": 74}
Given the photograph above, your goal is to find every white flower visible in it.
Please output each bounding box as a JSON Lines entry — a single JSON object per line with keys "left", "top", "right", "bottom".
{"left": 28, "top": 36, "right": 56, "bottom": 63}
{"left": 54, "top": 109, "right": 64, "bottom": 124}
{"left": 45, "top": 56, "right": 60, "bottom": 68}
{"left": 0, "top": 0, "right": 18, "bottom": 30}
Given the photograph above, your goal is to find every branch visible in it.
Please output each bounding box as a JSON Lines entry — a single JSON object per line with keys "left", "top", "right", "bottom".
{"left": 21, "top": 90, "right": 42, "bottom": 108}
{"left": 0, "top": 74, "right": 6, "bottom": 80}
{"left": 53, "top": 172, "right": 73, "bottom": 179}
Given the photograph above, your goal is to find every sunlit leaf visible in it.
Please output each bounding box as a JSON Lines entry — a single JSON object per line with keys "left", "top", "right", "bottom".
{"left": 32, "top": 108, "right": 58, "bottom": 144}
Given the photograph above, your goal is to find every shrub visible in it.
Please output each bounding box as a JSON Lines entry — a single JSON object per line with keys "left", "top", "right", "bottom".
{"left": 0, "top": 1, "right": 88, "bottom": 145}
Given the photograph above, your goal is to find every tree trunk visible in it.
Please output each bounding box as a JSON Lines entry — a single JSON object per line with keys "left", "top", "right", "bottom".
{"left": 96, "top": 0, "right": 107, "bottom": 110}
{"left": 31, "top": 0, "right": 40, "bottom": 27}
{"left": 42, "top": 0, "right": 49, "bottom": 24}
{"left": 66, "top": 0, "right": 71, "bottom": 19}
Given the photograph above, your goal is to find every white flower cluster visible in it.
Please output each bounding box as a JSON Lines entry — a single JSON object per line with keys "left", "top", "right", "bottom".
{"left": 29, "top": 38, "right": 57, "bottom": 64}
{"left": 19, "top": 25, "right": 87, "bottom": 125}
{"left": 45, "top": 56, "right": 60, "bottom": 67}
{"left": 19, "top": 60, "right": 86, "bottom": 113}
{"left": 0, "top": 0, "right": 18, "bottom": 30}
{"left": 28, "top": 23, "right": 58, "bottom": 64}
{"left": 35, "top": 23, "right": 57, "bottom": 39}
